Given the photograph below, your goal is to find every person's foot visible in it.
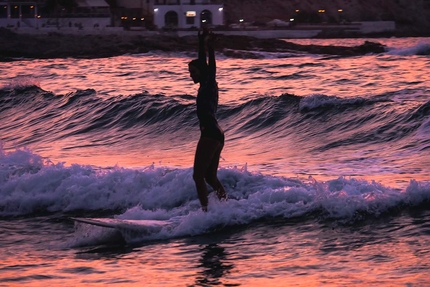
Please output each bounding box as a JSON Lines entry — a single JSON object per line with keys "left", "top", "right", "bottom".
{"left": 216, "top": 189, "right": 227, "bottom": 200}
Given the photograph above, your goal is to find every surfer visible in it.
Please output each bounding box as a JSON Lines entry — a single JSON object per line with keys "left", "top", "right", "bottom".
{"left": 189, "top": 29, "right": 227, "bottom": 212}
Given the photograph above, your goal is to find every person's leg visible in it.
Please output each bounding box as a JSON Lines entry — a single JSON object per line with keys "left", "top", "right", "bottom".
{"left": 193, "top": 137, "right": 221, "bottom": 211}
{"left": 205, "top": 140, "right": 226, "bottom": 200}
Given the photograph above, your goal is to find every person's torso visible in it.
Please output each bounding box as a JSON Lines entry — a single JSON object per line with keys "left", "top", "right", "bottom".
{"left": 196, "top": 80, "right": 224, "bottom": 141}
{"left": 197, "top": 80, "right": 218, "bottom": 121}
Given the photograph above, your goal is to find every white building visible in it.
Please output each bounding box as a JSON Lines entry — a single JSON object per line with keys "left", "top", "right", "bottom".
{"left": 152, "top": 0, "right": 223, "bottom": 29}
{"left": 114, "top": 0, "right": 224, "bottom": 29}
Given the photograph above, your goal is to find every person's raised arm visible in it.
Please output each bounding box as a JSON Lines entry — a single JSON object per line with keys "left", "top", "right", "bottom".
{"left": 198, "top": 30, "right": 207, "bottom": 65}
{"left": 206, "top": 32, "right": 216, "bottom": 81}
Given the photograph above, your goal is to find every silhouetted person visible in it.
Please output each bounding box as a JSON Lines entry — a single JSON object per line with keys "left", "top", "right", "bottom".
{"left": 188, "top": 29, "right": 226, "bottom": 212}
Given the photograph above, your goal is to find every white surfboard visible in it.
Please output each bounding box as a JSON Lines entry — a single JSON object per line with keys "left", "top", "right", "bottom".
{"left": 71, "top": 217, "right": 174, "bottom": 235}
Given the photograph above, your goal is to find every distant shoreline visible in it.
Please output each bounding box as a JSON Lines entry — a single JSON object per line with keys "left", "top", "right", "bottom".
{"left": 0, "top": 26, "right": 421, "bottom": 62}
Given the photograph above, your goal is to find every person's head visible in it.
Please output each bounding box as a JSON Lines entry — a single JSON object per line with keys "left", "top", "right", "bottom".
{"left": 188, "top": 59, "right": 207, "bottom": 84}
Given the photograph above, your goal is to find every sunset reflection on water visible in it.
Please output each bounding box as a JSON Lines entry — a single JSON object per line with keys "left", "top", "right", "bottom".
{"left": 2, "top": 39, "right": 429, "bottom": 102}
{"left": 2, "top": 214, "right": 429, "bottom": 286}
{"left": 1, "top": 37, "right": 430, "bottom": 287}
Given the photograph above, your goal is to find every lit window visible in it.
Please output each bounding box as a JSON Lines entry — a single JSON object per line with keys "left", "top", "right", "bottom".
{"left": 186, "top": 11, "right": 196, "bottom": 17}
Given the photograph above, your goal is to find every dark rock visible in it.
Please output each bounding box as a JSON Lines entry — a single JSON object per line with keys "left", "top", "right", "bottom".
{"left": 0, "top": 31, "right": 387, "bottom": 61}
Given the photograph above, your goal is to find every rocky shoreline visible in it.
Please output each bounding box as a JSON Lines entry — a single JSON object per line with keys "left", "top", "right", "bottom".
{"left": 0, "top": 28, "right": 388, "bottom": 61}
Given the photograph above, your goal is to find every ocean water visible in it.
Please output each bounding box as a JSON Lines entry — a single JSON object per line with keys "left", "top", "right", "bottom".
{"left": 0, "top": 37, "right": 430, "bottom": 286}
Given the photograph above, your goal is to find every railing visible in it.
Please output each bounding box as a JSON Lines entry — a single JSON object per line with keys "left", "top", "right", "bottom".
{"left": 21, "top": 18, "right": 34, "bottom": 27}
{"left": 39, "top": 13, "right": 111, "bottom": 18}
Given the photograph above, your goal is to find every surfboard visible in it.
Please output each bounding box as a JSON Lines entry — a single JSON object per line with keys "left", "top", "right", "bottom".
{"left": 71, "top": 217, "right": 174, "bottom": 234}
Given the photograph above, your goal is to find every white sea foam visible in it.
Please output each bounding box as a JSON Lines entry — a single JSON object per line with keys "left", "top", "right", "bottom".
{"left": 386, "top": 42, "right": 430, "bottom": 56}
{"left": 81, "top": 176, "right": 429, "bottom": 245}
{"left": 2, "top": 147, "right": 429, "bottom": 244}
